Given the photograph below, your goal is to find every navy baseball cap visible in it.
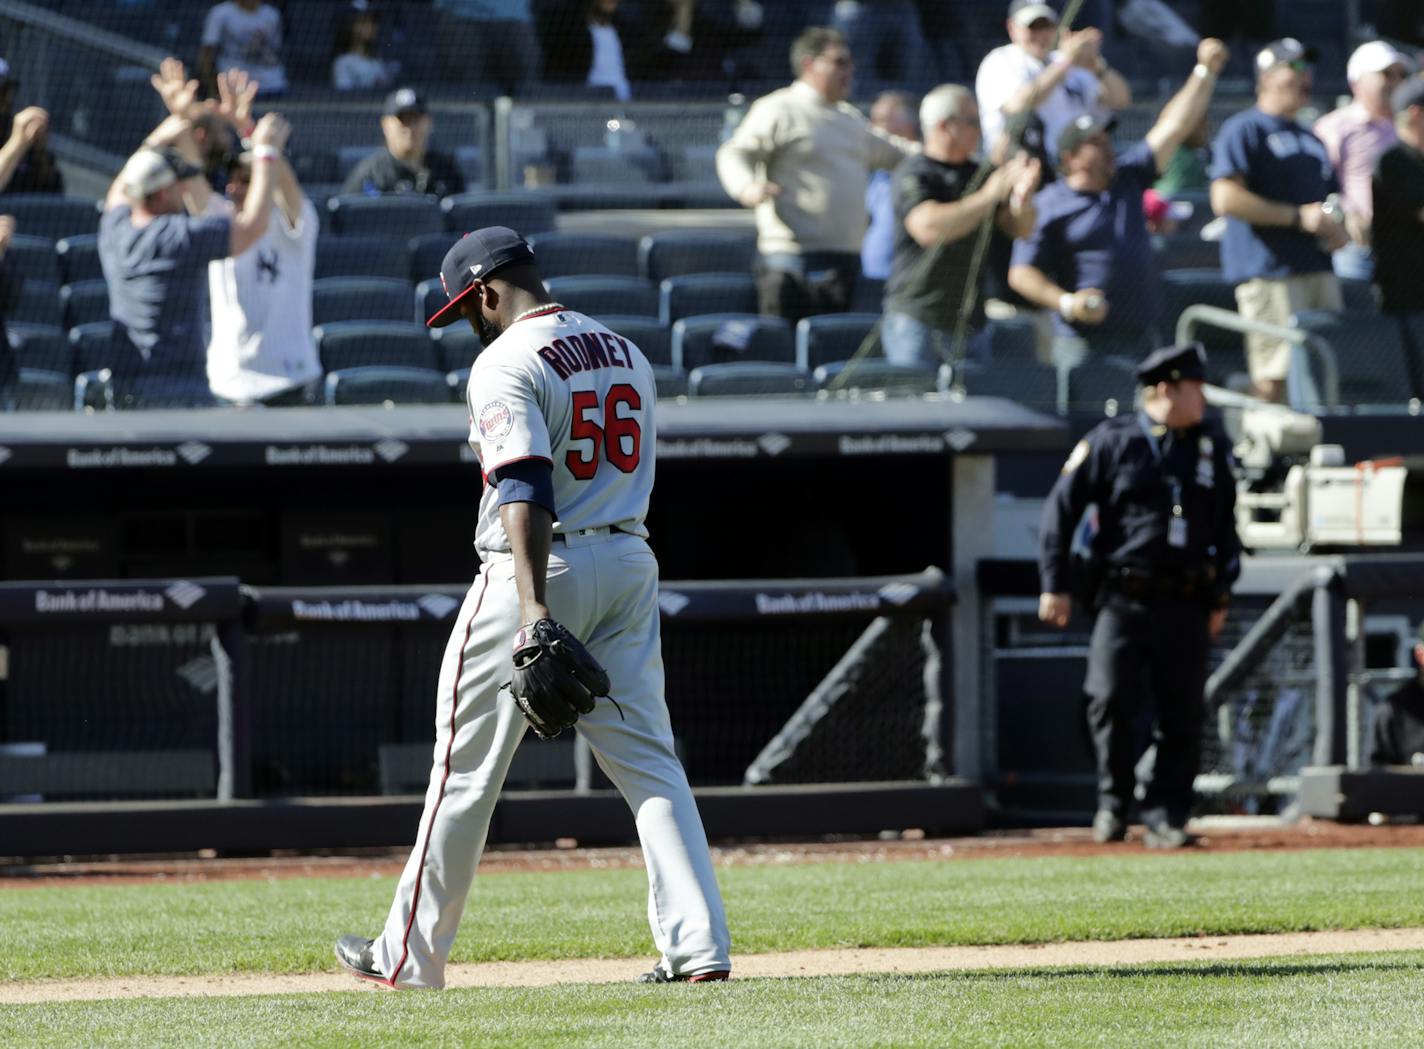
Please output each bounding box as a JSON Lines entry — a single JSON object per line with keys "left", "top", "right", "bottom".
{"left": 1393, "top": 75, "right": 1424, "bottom": 115}
{"left": 1137, "top": 342, "right": 1207, "bottom": 386}
{"left": 1057, "top": 112, "right": 1117, "bottom": 156}
{"left": 1255, "top": 38, "right": 1318, "bottom": 76}
{"left": 383, "top": 86, "right": 426, "bottom": 118}
{"left": 426, "top": 226, "right": 537, "bottom": 328}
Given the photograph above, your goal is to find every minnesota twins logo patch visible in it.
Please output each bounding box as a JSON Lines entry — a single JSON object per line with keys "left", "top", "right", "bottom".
{"left": 478, "top": 400, "right": 513, "bottom": 441}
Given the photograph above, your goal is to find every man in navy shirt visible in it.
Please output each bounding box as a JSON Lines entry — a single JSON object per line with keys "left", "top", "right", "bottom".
{"left": 1209, "top": 38, "right": 1348, "bottom": 404}
{"left": 1010, "top": 38, "right": 1230, "bottom": 383}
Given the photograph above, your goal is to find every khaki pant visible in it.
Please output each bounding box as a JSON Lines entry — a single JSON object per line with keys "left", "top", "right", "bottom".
{"left": 1234, "top": 273, "right": 1342, "bottom": 382}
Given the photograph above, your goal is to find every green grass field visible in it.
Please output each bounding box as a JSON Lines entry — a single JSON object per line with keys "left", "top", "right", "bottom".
{"left": 4, "top": 847, "right": 1424, "bottom": 1046}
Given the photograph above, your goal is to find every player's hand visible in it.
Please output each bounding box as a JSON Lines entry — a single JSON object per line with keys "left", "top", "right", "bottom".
{"left": 1061, "top": 28, "right": 1102, "bottom": 69}
{"left": 1209, "top": 607, "right": 1227, "bottom": 639}
{"left": 1038, "top": 592, "right": 1072, "bottom": 628}
{"left": 738, "top": 180, "right": 781, "bottom": 207}
{"left": 10, "top": 106, "right": 49, "bottom": 148}
{"left": 216, "top": 68, "right": 258, "bottom": 132}
{"left": 249, "top": 112, "right": 291, "bottom": 153}
{"left": 150, "top": 57, "right": 201, "bottom": 119}
{"left": 1197, "top": 38, "right": 1229, "bottom": 76}
{"left": 1298, "top": 203, "right": 1349, "bottom": 252}
{"left": 1068, "top": 288, "right": 1109, "bottom": 325}
{"left": 0, "top": 214, "right": 15, "bottom": 259}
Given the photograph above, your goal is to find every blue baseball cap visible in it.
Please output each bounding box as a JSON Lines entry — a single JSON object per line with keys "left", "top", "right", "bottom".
{"left": 426, "top": 226, "right": 536, "bottom": 328}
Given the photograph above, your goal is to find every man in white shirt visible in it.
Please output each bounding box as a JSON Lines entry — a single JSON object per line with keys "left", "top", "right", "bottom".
{"left": 206, "top": 145, "right": 319, "bottom": 406}
{"left": 976, "top": 0, "right": 1130, "bottom": 163}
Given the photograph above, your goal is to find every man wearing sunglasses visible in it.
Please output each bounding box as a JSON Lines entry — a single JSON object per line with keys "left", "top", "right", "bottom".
{"left": 1209, "top": 38, "right": 1347, "bottom": 405}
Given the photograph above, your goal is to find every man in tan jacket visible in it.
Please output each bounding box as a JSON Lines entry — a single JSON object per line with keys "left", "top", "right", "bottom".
{"left": 716, "top": 26, "right": 916, "bottom": 324}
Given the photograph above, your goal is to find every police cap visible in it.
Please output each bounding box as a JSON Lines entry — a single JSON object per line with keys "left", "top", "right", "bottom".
{"left": 1136, "top": 342, "right": 1208, "bottom": 386}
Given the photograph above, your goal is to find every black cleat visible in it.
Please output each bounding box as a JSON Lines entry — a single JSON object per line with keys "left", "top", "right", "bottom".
{"left": 638, "top": 962, "right": 730, "bottom": 984}
{"left": 335, "top": 934, "right": 389, "bottom": 985}
{"left": 1091, "top": 809, "right": 1126, "bottom": 843}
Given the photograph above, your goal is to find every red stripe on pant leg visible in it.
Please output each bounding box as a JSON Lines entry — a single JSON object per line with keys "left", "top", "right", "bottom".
{"left": 388, "top": 571, "right": 490, "bottom": 987}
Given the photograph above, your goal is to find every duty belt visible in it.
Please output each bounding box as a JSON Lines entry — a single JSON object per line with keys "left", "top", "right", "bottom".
{"left": 1103, "top": 565, "right": 1216, "bottom": 601}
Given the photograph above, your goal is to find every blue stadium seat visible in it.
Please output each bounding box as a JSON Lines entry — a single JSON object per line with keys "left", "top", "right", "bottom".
{"left": 290, "top": 151, "right": 340, "bottom": 186}
{"left": 544, "top": 275, "right": 658, "bottom": 318}
{"left": 315, "top": 320, "right": 438, "bottom": 371}
{"left": 592, "top": 315, "right": 670, "bottom": 366}
{"left": 1339, "top": 278, "right": 1377, "bottom": 313}
{"left": 812, "top": 359, "right": 938, "bottom": 394}
{"left": 59, "top": 280, "right": 111, "bottom": 330}
{"left": 11, "top": 278, "right": 62, "bottom": 327}
{"left": 851, "top": 274, "right": 886, "bottom": 313}
{"left": 795, "top": 312, "right": 881, "bottom": 370}
{"left": 315, "top": 235, "right": 412, "bottom": 279}
{"left": 984, "top": 315, "right": 1040, "bottom": 361}
{"left": 8, "top": 323, "right": 72, "bottom": 374}
{"left": 686, "top": 361, "right": 808, "bottom": 397}
{"left": 659, "top": 273, "right": 758, "bottom": 326}
{"left": 454, "top": 146, "right": 486, "bottom": 189}
{"left": 526, "top": 232, "right": 639, "bottom": 278}
{"left": 55, "top": 234, "right": 102, "bottom": 285}
{"left": 312, "top": 277, "right": 417, "bottom": 326}
{"left": 323, "top": 366, "right": 453, "bottom": 406}
{"left": 447, "top": 366, "right": 471, "bottom": 402}
{"left": 409, "top": 232, "right": 453, "bottom": 284}
{"left": 1160, "top": 268, "right": 1242, "bottom": 380}
{"left": 68, "top": 321, "right": 120, "bottom": 375}
{"left": 326, "top": 194, "right": 445, "bottom": 237}
{"left": 441, "top": 191, "right": 557, "bottom": 236}
{"left": 8, "top": 234, "right": 60, "bottom": 285}
{"left": 1153, "top": 231, "right": 1220, "bottom": 272}
{"left": 652, "top": 366, "right": 688, "bottom": 399}
{"left": 4, "top": 195, "right": 100, "bottom": 242}
{"left": 1065, "top": 358, "right": 1137, "bottom": 415}
{"left": 1293, "top": 309, "right": 1415, "bottom": 409}
{"left": 569, "top": 145, "right": 664, "bottom": 184}
{"left": 671, "top": 313, "right": 795, "bottom": 371}
{"left": 429, "top": 324, "right": 482, "bottom": 372}
{"left": 637, "top": 230, "right": 756, "bottom": 283}
{"left": 415, "top": 277, "right": 448, "bottom": 326}
{"left": 955, "top": 360, "right": 1058, "bottom": 411}
{"left": 11, "top": 368, "right": 72, "bottom": 411}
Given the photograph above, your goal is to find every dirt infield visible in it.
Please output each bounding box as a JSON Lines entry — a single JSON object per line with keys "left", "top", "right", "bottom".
{"left": 4, "top": 928, "right": 1423, "bottom": 1004}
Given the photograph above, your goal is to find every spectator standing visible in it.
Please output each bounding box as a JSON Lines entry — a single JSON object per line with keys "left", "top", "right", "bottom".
{"left": 332, "top": 4, "right": 398, "bottom": 92}
{"left": 0, "top": 213, "right": 14, "bottom": 409}
{"left": 882, "top": 85, "right": 1039, "bottom": 368}
{"left": 98, "top": 79, "right": 289, "bottom": 406}
{"left": 1154, "top": 116, "right": 1211, "bottom": 199}
{"left": 716, "top": 26, "right": 916, "bottom": 325}
{"left": 1209, "top": 38, "right": 1348, "bottom": 405}
{"left": 832, "top": 0, "right": 937, "bottom": 95}
{"left": 341, "top": 88, "right": 464, "bottom": 198}
{"left": 539, "top": 0, "right": 634, "bottom": 100}
{"left": 1373, "top": 76, "right": 1424, "bottom": 399}
{"left": 0, "top": 62, "right": 62, "bottom": 196}
{"left": 1010, "top": 40, "right": 1230, "bottom": 371}
{"left": 200, "top": 0, "right": 288, "bottom": 97}
{"left": 862, "top": 91, "right": 920, "bottom": 282}
{"left": 1313, "top": 41, "right": 1414, "bottom": 282}
{"left": 432, "top": 0, "right": 540, "bottom": 96}
{"left": 205, "top": 70, "right": 320, "bottom": 406}
{"left": 976, "top": 0, "right": 1131, "bottom": 164}
{"left": 1370, "top": 620, "right": 1424, "bottom": 766}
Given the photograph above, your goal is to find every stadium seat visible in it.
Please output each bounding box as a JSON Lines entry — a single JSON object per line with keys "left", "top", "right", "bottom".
{"left": 315, "top": 235, "right": 411, "bottom": 280}
{"left": 954, "top": 359, "right": 1059, "bottom": 411}
{"left": 55, "top": 234, "right": 103, "bottom": 285}
{"left": 812, "top": 359, "right": 939, "bottom": 394}
{"left": 1153, "top": 231, "right": 1220, "bottom": 272}
{"left": 8, "top": 323, "right": 72, "bottom": 374}
{"left": 985, "top": 315, "right": 1041, "bottom": 362}
{"left": 326, "top": 194, "right": 445, "bottom": 237}
{"left": 323, "top": 366, "right": 453, "bottom": 406}
{"left": 337, "top": 144, "right": 380, "bottom": 181}
{"left": 409, "top": 232, "right": 452, "bottom": 284}
{"left": 11, "top": 368, "right": 72, "bottom": 411}
{"left": 68, "top": 321, "right": 120, "bottom": 375}
{"left": 653, "top": 366, "right": 688, "bottom": 399}
{"left": 659, "top": 273, "right": 758, "bottom": 325}
{"left": 312, "top": 277, "right": 417, "bottom": 326}
{"left": 569, "top": 145, "right": 664, "bottom": 184}
{"left": 795, "top": 312, "right": 881, "bottom": 370}
{"left": 671, "top": 313, "right": 795, "bottom": 371}
{"left": 441, "top": 191, "right": 557, "bottom": 236}
{"left": 59, "top": 280, "right": 111, "bottom": 330}
{"left": 671, "top": 144, "right": 720, "bottom": 183}
{"left": 454, "top": 146, "right": 486, "bottom": 189}
{"left": 1292, "top": 309, "right": 1415, "bottom": 409}
{"left": 592, "top": 315, "right": 670, "bottom": 366}
{"left": 1159, "top": 268, "right": 1242, "bottom": 379}
{"left": 315, "top": 320, "right": 439, "bottom": 372}
{"left": 687, "top": 361, "right": 808, "bottom": 397}
{"left": 637, "top": 230, "right": 757, "bottom": 283}
{"left": 11, "top": 278, "right": 61, "bottom": 327}
{"left": 415, "top": 277, "right": 448, "bottom": 326}
{"left": 8, "top": 234, "right": 60, "bottom": 285}
{"left": 1064, "top": 357, "right": 1137, "bottom": 415}
{"left": 3, "top": 195, "right": 100, "bottom": 241}
{"left": 1339, "top": 278, "right": 1377, "bottom": 313}
{"left": 446, "top": 366, "right": 471, "bottom": 402}
{"left": 851, "top": 274, "right": 887, "bottom": 313}
{"left": 544, "top": 275, "right": 658, "bottom": 317}
{"left": 526, "top": 231, "right": 639, "bottom": 278}
{"left": 429, "top": 324, "right": 482, "bottom": 372}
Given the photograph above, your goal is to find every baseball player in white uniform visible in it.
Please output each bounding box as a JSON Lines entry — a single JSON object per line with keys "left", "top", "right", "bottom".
{"left": 336, "top": 227, "right": 732, "bottom": 988}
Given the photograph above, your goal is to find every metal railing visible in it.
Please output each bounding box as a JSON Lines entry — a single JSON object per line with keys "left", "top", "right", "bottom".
{"left": 1176, "top": 304, "right": 1341, "bottom": 411}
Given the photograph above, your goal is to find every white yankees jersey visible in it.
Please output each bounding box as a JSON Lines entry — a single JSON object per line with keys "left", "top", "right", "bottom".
{"left": 465, "top": 307, "right": 657, "bottom": 556}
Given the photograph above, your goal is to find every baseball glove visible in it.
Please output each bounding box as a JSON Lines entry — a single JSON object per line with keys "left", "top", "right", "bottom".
{"left": 509, "top": 618, "right": 610, "bottom": 739}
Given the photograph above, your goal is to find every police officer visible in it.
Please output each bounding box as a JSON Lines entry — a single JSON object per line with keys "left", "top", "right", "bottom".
{"left": 1038, "top": 342, "right": 1241, "bottom": 848}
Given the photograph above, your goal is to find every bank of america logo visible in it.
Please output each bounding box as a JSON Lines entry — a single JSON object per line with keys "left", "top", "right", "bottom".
{"left": 757, "top": 432, "right": 792, "bottom": 457}
{"left": 418, "top": 594, "right": 460, "bottom": 618}
{"left": 945, "top": 428, "right": 976, "bottom": 452}
{"left": 658, "top": 591, "right": 691, "bottom": 616}
{"left": 165, "top": 580, "right": 207, "bottom": 609}
{"left": 877, "top": 581, "right": 920, "bottom": 606}
{"left": 0, "top": 446, "right": 11, "bottom": 465}
{"left": 176, "top": 655, "right": 219, "bottom": 693}
{"left": 176, "top": 441, "right": 212, "bottom": 464}
{"left": 374, "top": 439, "right": 409, "bottom": 462}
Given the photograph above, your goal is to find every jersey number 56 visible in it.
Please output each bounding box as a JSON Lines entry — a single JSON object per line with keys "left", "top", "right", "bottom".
{"left": 566, "top": 384, "right": 642, "bottom": 479}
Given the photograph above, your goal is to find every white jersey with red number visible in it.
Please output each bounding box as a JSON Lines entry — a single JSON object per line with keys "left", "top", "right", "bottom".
{"left": 465, "top": 307, "right": 657, "bottom": 556}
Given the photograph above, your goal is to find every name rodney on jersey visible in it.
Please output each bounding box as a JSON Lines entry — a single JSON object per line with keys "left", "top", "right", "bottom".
{"left": 536, "top": 330, "right": 636, "bottom": 380}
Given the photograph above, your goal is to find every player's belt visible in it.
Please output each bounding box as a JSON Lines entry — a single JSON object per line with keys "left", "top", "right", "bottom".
{"left": 552, "top": 525, "right": 631, "bottom": 543}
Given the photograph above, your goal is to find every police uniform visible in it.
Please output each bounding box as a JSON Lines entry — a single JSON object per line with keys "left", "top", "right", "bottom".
{"left": 1039, "top": 343, "right": 1241, "bottom": 847}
